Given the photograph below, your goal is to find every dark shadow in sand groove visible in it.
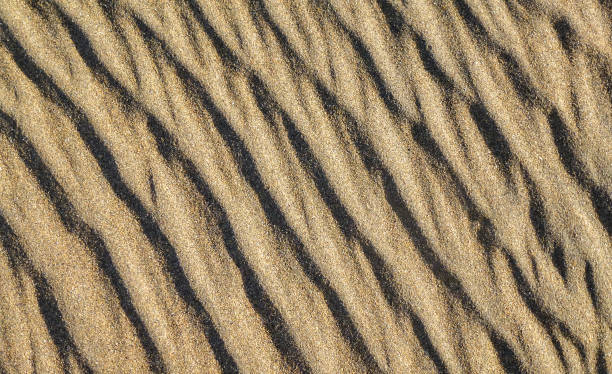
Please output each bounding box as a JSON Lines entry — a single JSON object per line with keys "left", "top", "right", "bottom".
{"left": 96, "top": 0, "right": 117, "bottom": 22}
{"left": 133, "top": 18, "right": 313, "bottom": 367}
{"left": 596, "top": 348, "right": 608, "bottom": 374}
{"left": 411, "top": 122, "right": 449, "bottom": 169}
{"left": 157, "top": 34, "right": 379, "bottom": 367}
{"left": 551, "top": 243, "right": 568, "bottom": 283}
{"left": 59, "top": 8, "right": 134, "bottom": 111}
{"left": 275, "top": 92, "right": 413, "bottom": 337}
{"left": 489, "top": 331, "right": 525, "bottom": 374}
{"left": 0, "top": 23, "right": 65, "bottom": 106}
{"left": 455, "top": 0, "right": 539, "bottom": 105}
{"left": 409, "top": 120, "right": 504, "bottom": 283}
{"left": 34, "top": 276, "right": 93, "bottom": 374}
{"left": 469, "top": 103, "right": 513, "bottom": 180}
{"left": 251, "top": 0, "right": 403, "bottom": 120}
{"left": 78, "top": 115, "right": 238, "bottom": 374}
{"left": 551, "top": 334, "right": 569, "bottom": 372}
{"left": 525, "top": 174, "right": 569, "bottom": 283}
{"left": 344, "top": 29, "right": 403, "bottom": 118}
{"left": 452, "top": 0, "right": 488, "bottom": 41}
{"left": 409, "top": 111, "right": 500, "bottom": 240}
{"left": 453, "top": 0, "right": 535, "bottom": 104}
{"left": 408, "top": 311, "right": 449, "bottom": 374}
{"left": 0, "top": 214, "right": 92, "bottom": 374}
{"left": 357, "top": 236, "right": 407, "bottom": 315}
{"left": 175, "top": 153, "right": 311, "bottom": 374}
{"left": 0, "top": 214, "right": 29, "bottom": 288}
{"left": 548, "top": 109, "right": 612, "bottom": 236}
{"left": 275, "top": 151, "right": 382, "bottom": 372}
{"left": 316, "top": 67, "right": 479, "bottom": 317}
{"left": 0, "top": 23, "right": 237, "bottom": 373}
{"left": 585, "top": 262, "right": 598, "bottom": 310}
{"left": 0, "top": 112, "right": 166, "bottom": 373}
{"left": 248, "top": 78, "right": 382, "bottom": 374}
{"left": 297, "top": 85, "right": 408, "bottom": 317}
{"left": 369, "top": 119, "right": 535, "bottom": 374}
{"left": 251, "top": 0, "right": 310, "bottom": 74}
{"left": 558, "top": 323, "right": 587, "bottom": 362}
{"left": 413, "top": 31, "right": 454, "bottom": 93}
{"left": 376, "top": 0, "right": 405, "bottom": 36}
{"left": 527, "top": 179, "right": 549, "bottom": 244}
{"left": 505, "top": 252, "right": 553, "bottom": 325}
{"left": 498, "top": 52, "right": 536, "bottom": 104}
{"left": 548, "top": 106, "right": 586, "bottom": 185}
{"left": 2, "top": 3, "right": 605, "bottom": 374}
{"left": 147, "top": 116, "right": 177, "bottom": 162}
{"left": 590, "top": 186, "right": 612, "bottom": 236}
{"left": 185, "top": 0, "right": 242, "bottom": 70}
{"left": 504, "top": 252, "right": 567, "bottom": 370}
{"left": 147, "top": 112, "right": 307, "bottom": 373}
{"left": 553, "top": 19, "right": 576, "bottom": 53}
{"left": 275, "top": 70, "right": 471, "bottom": 374}
{"left": 381, "top": 168, "right": 475, "bottom": 310}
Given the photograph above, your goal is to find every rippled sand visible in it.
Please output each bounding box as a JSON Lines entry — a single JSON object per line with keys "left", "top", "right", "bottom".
{"left": 0, "top": 0, "right": 610, "bottom": 373}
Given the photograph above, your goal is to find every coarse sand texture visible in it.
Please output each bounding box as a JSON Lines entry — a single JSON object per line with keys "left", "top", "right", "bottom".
{"left": 0, "top": 0, "right": 611, "bottom": 373}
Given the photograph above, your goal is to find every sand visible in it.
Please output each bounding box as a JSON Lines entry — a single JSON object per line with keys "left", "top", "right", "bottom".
{"left": 0, "top": 0, "right": 610, "bottom": 373}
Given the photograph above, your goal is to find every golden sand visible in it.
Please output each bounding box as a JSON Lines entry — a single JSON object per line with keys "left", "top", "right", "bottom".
{"left": 0, "top": 0, "right": 610, "bottom": 372}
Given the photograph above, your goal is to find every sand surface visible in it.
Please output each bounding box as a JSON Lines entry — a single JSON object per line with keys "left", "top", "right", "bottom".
{"left": 0, "top": 0, "right": 611, "bottom": 373}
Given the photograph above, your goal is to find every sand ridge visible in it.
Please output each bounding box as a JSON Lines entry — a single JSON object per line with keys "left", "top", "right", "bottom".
{"left": 0, "top": 0, "right": 610, "bottom": 373}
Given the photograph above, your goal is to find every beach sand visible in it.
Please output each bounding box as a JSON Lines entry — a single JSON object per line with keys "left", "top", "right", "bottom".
{"left": 0, "top": 0, "right": 610, "bottom": 372}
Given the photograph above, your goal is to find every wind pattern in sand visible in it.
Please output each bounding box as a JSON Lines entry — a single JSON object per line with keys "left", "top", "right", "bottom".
{"left": 0, "top": 0, "right": 611, "bottom": 373}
